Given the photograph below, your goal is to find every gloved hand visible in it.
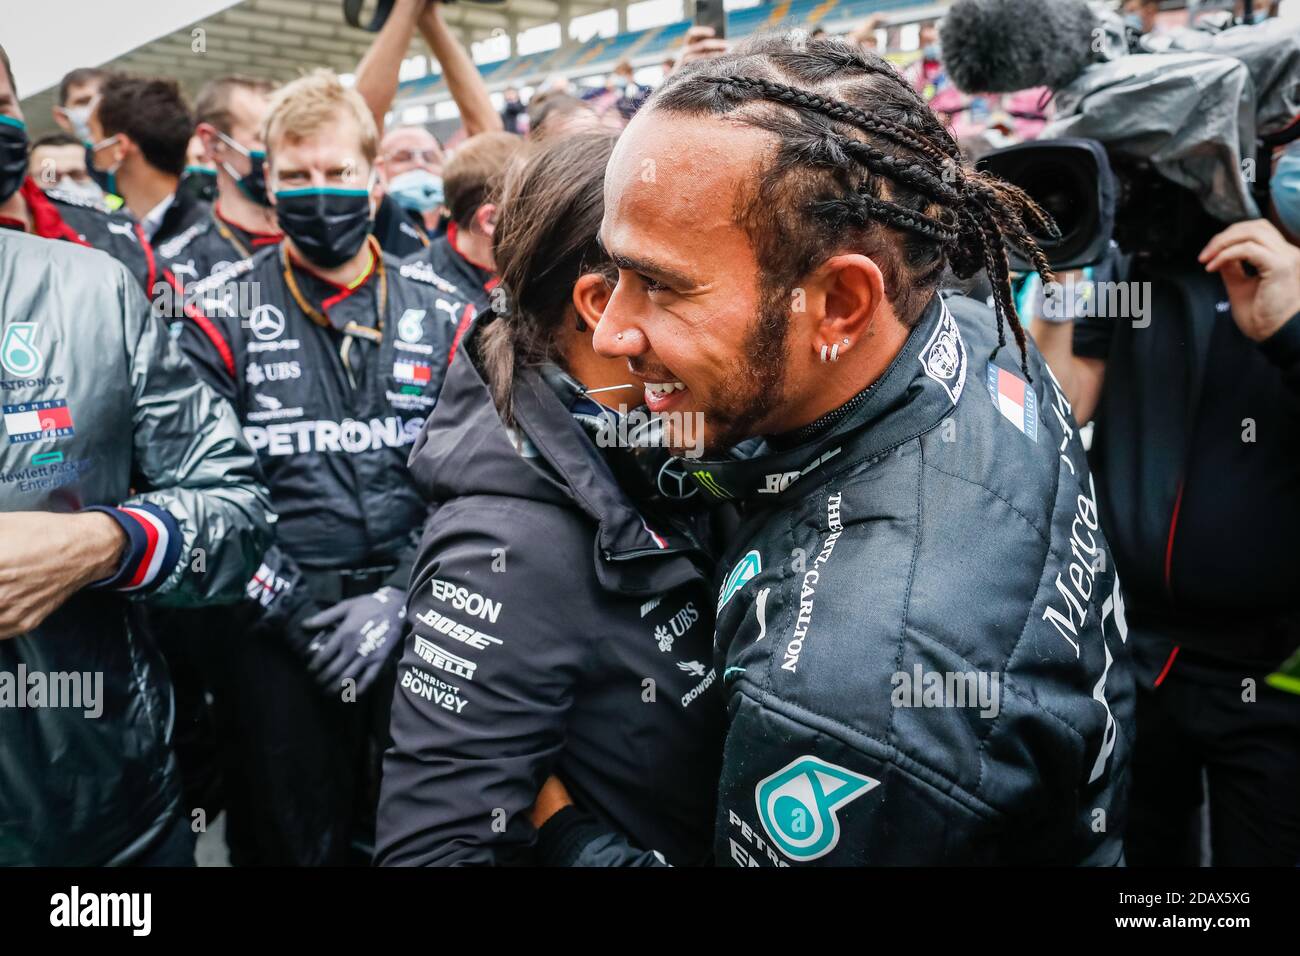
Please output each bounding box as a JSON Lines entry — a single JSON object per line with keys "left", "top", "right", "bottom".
{"left": 300, "top": 586, "right": 405, "bottom": 697}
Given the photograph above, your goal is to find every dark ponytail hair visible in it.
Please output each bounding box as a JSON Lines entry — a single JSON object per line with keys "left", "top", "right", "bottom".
{"left": 483, "top": 129, "right": 620, "bottom": 423}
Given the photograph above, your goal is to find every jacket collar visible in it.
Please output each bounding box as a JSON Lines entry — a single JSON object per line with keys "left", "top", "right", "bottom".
{"left": 443, "top": 221, "right": 497, "bottom": 295}
{"left": 509, "top": 363, "right": 713, "bottom": 593}
{"left": 685, "top": 293, "right": 969, "bottom": 503}
{"left": 14, "top": 178, "right": 87, "bottom": 245}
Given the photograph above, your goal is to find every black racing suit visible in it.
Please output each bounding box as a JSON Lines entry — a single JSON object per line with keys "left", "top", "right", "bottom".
{"left": 150, "top": 205, "right": 285, "bottom": 822}
{"left": 539, "top": 293, "right": 1135, "bottom": 866}
{"left": 150, "top": 186, "right": 209, "bottom": 250}
{"left": 1075, "top": 263, "right": 1300, "bottom": 865}
{"left": 401, "top": 220, "right": 496, "bottom": 319}
{"left": 373, "top": 193, "right": 430, "bottom": 259}
{"left": 156, "top": 203, "right": 283, "bottom": 289}
{"left": 173, "top": 238, "right": 472, "bottom": 864}
{"left": 376, "top": 326, "right": 726, "bottom": 866}
{"left": 705, "top": 293, "right": 1133, "bottom": 865}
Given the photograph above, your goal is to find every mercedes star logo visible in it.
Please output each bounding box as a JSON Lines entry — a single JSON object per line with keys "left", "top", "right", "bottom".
{"left": 248, "top": 304, "right": 286, "bottom": 341}
{"left": 657, "top": 457, "right": 698, "bottom": 500}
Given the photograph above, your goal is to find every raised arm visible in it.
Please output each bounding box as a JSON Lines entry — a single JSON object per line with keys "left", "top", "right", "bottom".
{"left": 353, "top": 0, "right": 427, "bottom": 134}
{"left": 416, "top": 2, "right": 503, "bottom": 136}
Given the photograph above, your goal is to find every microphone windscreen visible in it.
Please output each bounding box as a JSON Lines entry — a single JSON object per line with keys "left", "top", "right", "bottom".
{"left": 941, "top": 0, "right": 1100, "bottom": 93}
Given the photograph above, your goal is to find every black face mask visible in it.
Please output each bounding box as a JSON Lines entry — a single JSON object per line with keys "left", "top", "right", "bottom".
{"left": 235, "top": 151, "right": 270, "bottom": 206}
{"left": 273, "top": 187, "right": 373, "bottom": 268}
{"left": 0, "top": 116, "right": 30, "bottom": 204}
{"left": 179, "top": 166, "right": 218, "bottom": 204}
{"left": 84, "top": 142, "right": 114, "bottom": 195}
{"left": 218, "top": 132, "right": 270, "bottom": 207}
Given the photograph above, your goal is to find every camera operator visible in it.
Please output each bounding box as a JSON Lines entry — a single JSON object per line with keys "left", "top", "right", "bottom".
{"left": 1032, "top": 215, "right": 1300, "bottom": 865}
{"left": 943, "top": 0, "right": 1300, "bottom": 864}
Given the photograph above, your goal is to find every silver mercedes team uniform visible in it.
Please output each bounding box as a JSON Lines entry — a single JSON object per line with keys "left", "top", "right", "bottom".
{"left": 0, "top": 230, "right": 272, "bottom": 865}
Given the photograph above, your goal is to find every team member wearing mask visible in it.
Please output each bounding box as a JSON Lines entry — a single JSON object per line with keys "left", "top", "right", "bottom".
{"left": 152, "top": 74, "right": 286, "bottom": 824}
{"left": 1273, "top": 138, "right": 1300, "bottom": 243}
{"left": 377, "top": 125, "right": 445, "bottom": 242}
{"left": 49, "top": 66, "right": 122, "bottom": 208}
{"left": 377, "top": 131, "right": 726, "bottom": 867}
{"left": 400, "top": 132, "right": 521, "bottom": 319}
{"left": 27, "top": 132, "right": 102, "bottom": 203}
{"left": 0, "top": 48, "right": 159, "bottom": 293}
{"left": 158, "top": 76, "right": 282, "bottom": 289}
{"left": 88, "top": 75, "right": 208, "bottom": 248}
{"left": 175, "top": 69, "right": 473, "bottom": 865}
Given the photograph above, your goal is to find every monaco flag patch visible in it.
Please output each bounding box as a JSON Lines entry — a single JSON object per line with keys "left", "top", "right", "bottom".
{"left": 985, "top": 365, "right": 1037, "bottom": 442}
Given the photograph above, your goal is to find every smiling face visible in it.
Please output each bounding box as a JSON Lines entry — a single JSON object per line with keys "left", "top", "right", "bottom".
{"left": 595, "top": 110, "right": 798, "bottom": 457}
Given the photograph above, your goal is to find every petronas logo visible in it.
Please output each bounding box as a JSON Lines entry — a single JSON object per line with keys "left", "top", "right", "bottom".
{"left": 1, "top": 323, "right": 43, "bottom": 377}
{"left": 756, "top": 756, "right": 879, "bottom": 862}
{"left": 717, "top": 550, "right": 761, "bottom": 614}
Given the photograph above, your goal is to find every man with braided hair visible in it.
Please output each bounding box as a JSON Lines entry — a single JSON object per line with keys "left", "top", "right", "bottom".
{"left": 534, "top": 34, "right": 1135, "bottom": 866}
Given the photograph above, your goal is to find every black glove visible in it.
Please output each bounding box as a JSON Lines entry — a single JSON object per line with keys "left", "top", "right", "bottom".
{"left": 244, "top": 544, "right": 327, "bottom": 659}
{"left": 300, "top": 586, "right": 405, "bottom": 697}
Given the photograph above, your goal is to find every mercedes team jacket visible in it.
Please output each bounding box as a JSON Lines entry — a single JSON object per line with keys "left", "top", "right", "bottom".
{"left": 542, "top": 292, "right": 1136, "bottom": 866}
{"left": 0, "top": 230, "right": 272, "bottom": 865}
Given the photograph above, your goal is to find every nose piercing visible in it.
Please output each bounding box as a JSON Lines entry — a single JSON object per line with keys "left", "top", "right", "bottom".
{"left": 616, "top": 332, "right": 625, "bottom": 341}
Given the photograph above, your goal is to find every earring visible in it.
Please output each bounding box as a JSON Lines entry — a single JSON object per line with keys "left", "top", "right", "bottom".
{"left": 820, "top": 344, "right": 829, "bottom": 362}
{"left": 830, "top": 343, "right": 840, "bottom": 361}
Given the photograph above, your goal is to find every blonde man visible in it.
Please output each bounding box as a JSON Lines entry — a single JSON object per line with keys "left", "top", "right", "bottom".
{"left": 173, "top": 69, "right": 472, "bottom": 865}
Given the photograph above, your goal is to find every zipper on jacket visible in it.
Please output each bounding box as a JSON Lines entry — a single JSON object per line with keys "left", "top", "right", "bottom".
{"left": 603, "top": 545, "right": 691, "bottom": 562}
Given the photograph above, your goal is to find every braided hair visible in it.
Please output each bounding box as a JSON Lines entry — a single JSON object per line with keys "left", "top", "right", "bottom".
{"left": 648, "top": 34, "right": 1058, "bottom": 377}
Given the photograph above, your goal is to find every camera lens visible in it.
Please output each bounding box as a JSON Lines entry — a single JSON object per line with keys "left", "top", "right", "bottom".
{"left": 1016, "top": 161, "right": 1082, "bottom": 248}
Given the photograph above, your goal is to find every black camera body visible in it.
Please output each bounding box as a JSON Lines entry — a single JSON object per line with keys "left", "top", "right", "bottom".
{"left": 978, "top": 138, "right": 1229, "bottom": 272}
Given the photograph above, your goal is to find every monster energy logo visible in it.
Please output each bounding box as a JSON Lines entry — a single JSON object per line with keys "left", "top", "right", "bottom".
{"left": 691, "top": 469, "right": 732, "bottom": 499}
